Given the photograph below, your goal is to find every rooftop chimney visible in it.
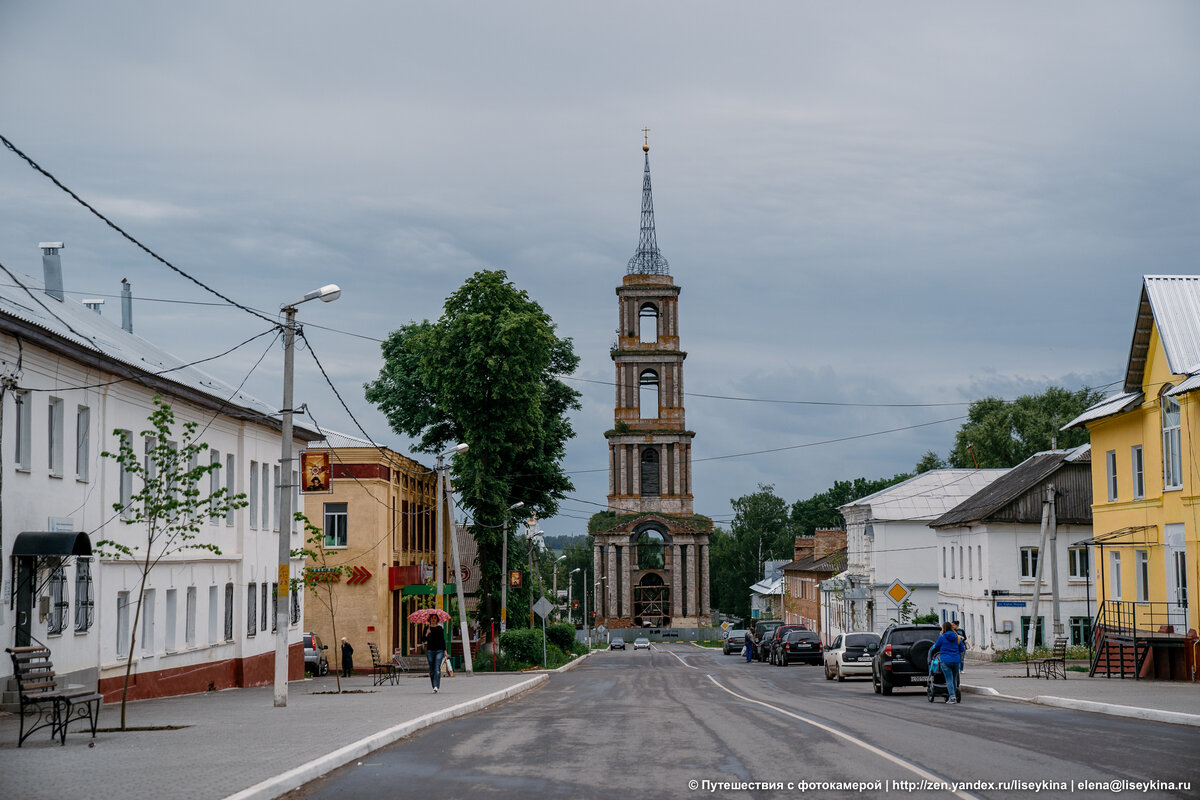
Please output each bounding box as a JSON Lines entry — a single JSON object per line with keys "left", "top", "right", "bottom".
{"left": 82, "top": 298, "right": 105, "bottom": 315}
{"left": 39, "top": 242, "right": 65, "bottom": 301}
{"left": 121, "top": 279, "right": 133, "bottom": 333}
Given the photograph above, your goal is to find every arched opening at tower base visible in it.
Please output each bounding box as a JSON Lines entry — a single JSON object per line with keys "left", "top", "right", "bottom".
{"left": 634, "top": 572, "right": 669, "bottom": 628}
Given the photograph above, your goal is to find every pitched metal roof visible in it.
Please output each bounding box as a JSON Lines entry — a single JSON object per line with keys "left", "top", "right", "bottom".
{"left": 931, "top": 445, "right": 1091, "bottom": 528}
{"left": 839, "top": 469, "right": 1007, "bottom": 522}
{"left": 308, "top": 429, "right": 380, "bottom": 450}
{"left": 1124, "top": 276, "right": 1200, "bottom": 393}
{"left": 1063, "top": 391, "right": 1143, "bottom": 430}
{"left": 781, "top": 547, "right": 846, "bottom": 574}
{"left": 1, "top": 269, "right": 318, "bottom": 437}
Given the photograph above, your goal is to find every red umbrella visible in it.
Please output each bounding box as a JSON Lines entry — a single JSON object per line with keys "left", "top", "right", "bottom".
{"left": 408, "top": 608, "right": 451, "bottom": 625}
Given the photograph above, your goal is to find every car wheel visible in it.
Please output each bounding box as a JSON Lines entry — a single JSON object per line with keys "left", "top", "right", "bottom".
{"left": 872, "top": 670, "right": 881, "bottom": 694}
{"left": 880, "top": 674, "right": 893, "bottom": 695}
{"left": 836, "top": 666, "right": 846, "bottom": 682}
{"left": 824, "top": 663, "right": 834, "bottom": 680}
{"left": 781, "top": 653, "right": 788, "bottom": 667}
{"left": 320, "top": 660, "right": 329, "bottom": 677}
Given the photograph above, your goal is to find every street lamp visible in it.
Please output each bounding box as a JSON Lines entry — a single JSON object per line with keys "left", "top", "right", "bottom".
{"left": 436, "top": 443, "right": 470, "bottom": 672}
{"left": 501, "top": 501, "right": 524, "bottom": 634}
{"left": 569, "top": 567, "right": 581, "bottom": 626}
{"left": 274, "top": 283, "right": 340, "bottom": 709}
{"left": 552, "top": 555, "right": 566, "bottom": 621}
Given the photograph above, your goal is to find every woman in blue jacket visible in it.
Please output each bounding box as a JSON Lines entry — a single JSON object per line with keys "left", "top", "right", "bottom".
{"left": 930, "top": 621, "right": 963, "bottom": 703}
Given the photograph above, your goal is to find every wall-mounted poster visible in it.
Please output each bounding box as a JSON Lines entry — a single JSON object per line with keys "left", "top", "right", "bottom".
{"left": 300, "top": 451, "right": 332, "bottom": 493}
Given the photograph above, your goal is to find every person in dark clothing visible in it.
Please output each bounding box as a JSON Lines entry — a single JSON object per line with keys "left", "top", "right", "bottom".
{"left": 340, "top": 637, "right": 354, "bottom": 678}
{"left": 424, "top": 624, "right": 447, "bottom": 693}
{"left": 930, "top": 621, "right": 964, "bottom": 703}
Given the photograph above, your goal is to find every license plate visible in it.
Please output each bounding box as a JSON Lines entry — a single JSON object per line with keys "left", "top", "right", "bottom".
{"left": 846, "top": 656, "right": 858, "bottom": 661}
{"left": 911, "top": 675, "right": 929, "bottom": 683}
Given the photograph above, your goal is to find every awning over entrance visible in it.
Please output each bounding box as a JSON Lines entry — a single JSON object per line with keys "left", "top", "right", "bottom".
{"left": 11, "top": 530, "right": 93, "bottom": 557}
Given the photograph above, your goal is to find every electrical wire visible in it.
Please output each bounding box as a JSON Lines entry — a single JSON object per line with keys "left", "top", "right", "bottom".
{"left": 1, "top": 133, "right": 276, "bottom": 325}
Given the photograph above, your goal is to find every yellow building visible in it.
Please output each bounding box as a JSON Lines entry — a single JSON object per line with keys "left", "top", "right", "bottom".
{"left": 1066, "top": 276, "right": 1199, "bottom": 680}
{"left": 300, "top": 431, "right": 448, "bottom": 673}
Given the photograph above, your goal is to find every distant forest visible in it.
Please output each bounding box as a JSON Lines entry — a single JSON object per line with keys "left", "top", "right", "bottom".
{"left": 543, "top": 533, "right": 587, "bottom": 552}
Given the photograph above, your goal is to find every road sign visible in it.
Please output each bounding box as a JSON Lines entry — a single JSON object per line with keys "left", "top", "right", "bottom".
{"left": 996, "top": 600, "right": 1027, "bottom": 607}
{"left": 885, "top": 579, "right": 911, "bottom": 605}
{"left": 533, "top": 596, "right": 554, "bottom": 619}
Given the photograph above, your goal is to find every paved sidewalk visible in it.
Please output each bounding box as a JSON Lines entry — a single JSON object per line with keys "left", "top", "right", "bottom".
{"left": 0, "top": 671, "right": 546, "bottom": 800}
{"left": 958, "top": 659, "right": 1200, "bottom": 726}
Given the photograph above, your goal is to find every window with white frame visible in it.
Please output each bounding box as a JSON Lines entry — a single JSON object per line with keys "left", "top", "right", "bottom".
{"left": 118, "top": 430, "right": 133, "bottom": 517}
{"left": 209, "top": 450, "right": 221, "bottom": 517}
{"left": 290, "top": 587, "right": 300, "bottom": 626}
{"left": 141, "top": 589, "right": 156, "bottom": 654}
{"left": 977, "top": 545, "right": 983, "bottom": 579}
{"left": 144, "top": 435, "right": 157, "bottom": 483}
{"left": 48, "top": 396, "right": 64, "bottom": 477}
{"left": 1136, "top": 549, "right": 1149, "bottom": 602}
{"left": 208, "top": 585, "right": 219, "bottom": 645}
{"left": 225, "top": 453, "right": 235, "bottom": 526}
{"left": 1068, "top": 546, "right": 1089, "bottom": 580}
{"left": 48, "top": 566, "right": 68, "bottom": 634}
{"left": 273, "top": 466, "right": 281, "bottom": 531}
{"left": 942, "top": 546, "right": 947, "bottom": 578}
{"left": 1162, "top": 394, "right": 1182, "bottom": 490}
{"left": 1020, "top": 546, "right": 1039, "bottom": 580}
{"left": 247, "top": 582, "right": 257, "bottom": 637}
{"left": 1131, "top": 445, "right": 1144, "bottom": 500}
{"left": 224, "top": 582, "right": 234, "bottom": 641}
{"left": 249, "top": 461, "right": 259, "bottom": 528}
{"left": 324, "top": 502, "right": 348, "bottom": 547}
{"left": 968, "top": 545, "right": 973, "bottom": 579}
{"left": 959, "top": 547, "right": 964, "bottom": 579}
{"left": 184, "top": 585, "right": 196, "bottom": 647}
{"left": 165, "top": 588, "right": 177, "bottom": 651}
{"left": 74, "top": 558, "right": 94, "bottom": 631}
{"left": 260, "top": 583, "right": 268, "bottom": 631}
{"left": 117, "top": 591, "right": 131, "bottom": 656}
{"left": 1110, "top": 551, "right": 1122, "bottom": 601}
{"left": 262, "top": 464, "right": 271, "bottom": 530}
{"left": 76, "top": 405, "right": 90, "bottom": 481}
{"left": 271, "top": 583, "right": 278, "bottom": 632}
{"left": 14, "top": 390, "right": 31, "bottom": 470}
{"left": 1105, "top": 449, "right": 1118, "bottom": 501}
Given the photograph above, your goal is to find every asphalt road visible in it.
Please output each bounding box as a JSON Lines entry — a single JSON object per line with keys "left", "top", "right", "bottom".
{"left": 287, "top": 644, "right": 1200, "bottom": 800}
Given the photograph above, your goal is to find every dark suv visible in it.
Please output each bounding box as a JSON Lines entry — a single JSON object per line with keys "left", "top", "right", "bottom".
{"left": 869, "top": 623, "right": 940, "bottom": 695}
{"left": 776, "top": 629, "right": 822, "bottom": 666}
{"left": 765, "top": 624, "right": 809, "bottom": 664}
{"left": 749, "top": 620, "right": 783, "bottom": 662}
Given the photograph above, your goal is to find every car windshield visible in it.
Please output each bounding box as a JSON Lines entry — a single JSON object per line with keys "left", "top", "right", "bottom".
{"left": 612, "top": 637, "right": 624, "bottom": 643}
{"left": 635, "top": 638, "right": 649, "bottom": 644}
{"left": 788, "top": 631, "right": 818, "bottom": 641}
{"left": 889, "top": 629, "right": 937, "bottom": 645}
{"left": 846, "top": 634, "right": 878, "bottom": 647}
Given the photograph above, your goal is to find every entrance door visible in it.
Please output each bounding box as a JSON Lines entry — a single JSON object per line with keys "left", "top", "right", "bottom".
{"left": 1164, "top": 524, "right": 1188, "bottom": 632}
{"left": 15, "top": 556, "right": 34, "bottom": 646}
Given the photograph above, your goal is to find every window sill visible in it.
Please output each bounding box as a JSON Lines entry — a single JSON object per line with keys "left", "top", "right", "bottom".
{"left": 76, "top": 476, "right": 90, "bottom": 484}
{"left": 49, "top": 472, "right": 63, "bottom": 480}
{"left": 75, "top": 628, "right": 92, "bottom": 636}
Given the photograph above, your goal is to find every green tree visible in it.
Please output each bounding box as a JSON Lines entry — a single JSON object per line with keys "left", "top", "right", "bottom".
{"left": 293, "top": 513, "right": 354, "bottom": 692}
{"left": 790, "top": 474, "right": 911, "bottom": 537}
{"left": 708, "top": 485, "right": 793, "bottom": 621}
{"left": 914, "top": 450, "right": 947, "bottom": 473}
{"left": 99, "top": 397, "right": 247, "bottom": 728}
{"left": 365, "top": 270, "right": 580, "bottom": 630}
{"left": 948, "top": 386, "right": 1102, "bottom": 469}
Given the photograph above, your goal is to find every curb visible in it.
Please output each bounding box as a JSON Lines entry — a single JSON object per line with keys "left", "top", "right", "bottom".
{"left": 960, "top": 684, "right": 1200, "bottom": 727}
{"left": 222, "top": 674, "right": 549, "bottom": 800}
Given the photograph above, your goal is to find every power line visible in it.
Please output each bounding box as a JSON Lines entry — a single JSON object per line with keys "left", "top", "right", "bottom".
{"left": 1, "top": 133, "right": 276, "bottom": 325}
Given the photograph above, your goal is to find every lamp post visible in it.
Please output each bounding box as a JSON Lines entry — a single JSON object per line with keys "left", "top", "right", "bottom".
{"left": 526, "top": 518, "right": 542, "bottom": 628}
{"left": 552, "top": 555, "right": 566, "bottom": 622}
{"left": 275, "top": 283, "right": 340, "bottom": 708}
{"left": 439, "top": 445, "right": 472, "bottom": 673}
{"left": 569, "top": 567, "right": 580, "bottom": 626}
{"left": 501, "top": 501, "right": 524, "bottom": 634}
{"left": 435, "top": 443, "right": 468, "bottom": 615}
{"left": 593, "top": 576, "right": 606, "bottom": 647}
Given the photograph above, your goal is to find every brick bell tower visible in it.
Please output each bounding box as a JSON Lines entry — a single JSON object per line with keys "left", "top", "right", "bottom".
{"left": 591, "top": 135, "right": 711, "bottom": 631}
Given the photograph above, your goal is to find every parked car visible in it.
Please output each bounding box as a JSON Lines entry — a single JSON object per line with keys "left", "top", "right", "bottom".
{"left": 823, "top": 631, "right": 880, "bottom": 681}
{"left": 870, "top": 623, "right": 941, "bottom": 695}
{"left": 766, "top": 624, "right": 809, "bottom": 664}
{"left": 722, "top": 629, "right": 748, "bottom": 655}
{"left": 610, "top": 636, "right": 626, "bottom": 650}
{"left": 749, "top": 620, "right": 783, "bottom": 662}
{"left": 633, "top": 637, "right": 651, "bottom": 651}
{"left": 777, "top": 629, "right": 823, "bottom": 666}
{"left": 303, "top": 632, "right": 329, "bottom": 676}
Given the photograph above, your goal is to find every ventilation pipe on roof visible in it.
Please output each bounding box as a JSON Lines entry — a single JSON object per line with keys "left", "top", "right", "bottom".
{"left": 39, "top": 242, "right": 65, "bottom": 301}
{"left": 121, "top": 278, "right": 133, "bottom": 333}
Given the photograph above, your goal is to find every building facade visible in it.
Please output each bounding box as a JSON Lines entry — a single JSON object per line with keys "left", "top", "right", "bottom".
{"left": 300, "top": 431, "right": 443, "bottom": 667}
{"left": 592, "top": 142, "right": 711, "bottom": 629}
{"left": 2, "top": 250, "right": 315, "bottom": 704}
{"left": 1066, "top": 276, "right": 1200, "bottom": 679}
{"left": 782, "top": 529, "right": 847, "bottom": 640}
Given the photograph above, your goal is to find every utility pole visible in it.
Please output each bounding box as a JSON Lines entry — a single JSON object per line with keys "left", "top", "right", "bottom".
{"left": 527, "top": 514, "right": 539, "bottom": 627}
{"left": 1047, "top": 484, "right": 1062, "bottom": 639}
{"left": 1025, "top": 484, "right": 1053, "bottom": 657}
{"left": 445, "top": 463, "right": 473, "bottom": 673}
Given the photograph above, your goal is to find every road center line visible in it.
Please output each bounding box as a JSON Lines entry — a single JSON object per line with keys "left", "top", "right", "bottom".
{"left": 665, "top": 648, "right": 700, "bottom": 670}
{"left": 705, "top": 674, "right": 980, "bottom": 800}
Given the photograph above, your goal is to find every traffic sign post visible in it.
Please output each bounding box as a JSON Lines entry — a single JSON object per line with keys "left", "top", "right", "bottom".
{"left": 534, "top": 596, "right": 554, "bottom": 668}
{"left": 885, "top": 579, "right": 911, "bottom": 621}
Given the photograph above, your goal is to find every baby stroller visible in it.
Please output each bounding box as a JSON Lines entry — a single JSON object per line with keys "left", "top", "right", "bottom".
{"left": 927, "top": 653, "right": 961, "bottom": 703}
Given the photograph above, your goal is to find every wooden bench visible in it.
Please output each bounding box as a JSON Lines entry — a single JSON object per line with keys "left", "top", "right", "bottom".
{"left": 367, "top": 643, "right": 398, "bottom": 686}
{"left": 1034, "top": 637, "right": 1068, "bottom": 680}
{"left": 6, "top": 646, "right": 103, "bottom": 747}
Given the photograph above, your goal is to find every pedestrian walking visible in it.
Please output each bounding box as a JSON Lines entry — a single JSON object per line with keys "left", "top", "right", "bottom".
{"left": 425, "top": 623, "right": 447, "bottom": 693}
{"left": 340, "top": 637, "right": 354, "bottom": 678}
{"left": 951, "top": 619, "right": 967, "bottom": 673}
{"left": 743, "top": 638, "right": 753, "bottom": 663}
{"left": 930, "top": 621, "right": 963, "bottom": 703}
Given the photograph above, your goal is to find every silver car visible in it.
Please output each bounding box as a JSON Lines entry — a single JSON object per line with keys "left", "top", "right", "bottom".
{"left": 824, "top": 631, "right": 879, "bottom": 681}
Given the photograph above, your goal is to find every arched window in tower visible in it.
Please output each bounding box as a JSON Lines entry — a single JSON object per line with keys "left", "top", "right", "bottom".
{"left": 639, "top": 369, "right": 659, "bottom": 419}
{"left": 639, "top": 302, "right": 659, "bottom": 344}
{"left": 636, "top": 529, "right": 665, "bottom": 570}
{"left": 640, "top": 447, "right": 660, "bottom": 497}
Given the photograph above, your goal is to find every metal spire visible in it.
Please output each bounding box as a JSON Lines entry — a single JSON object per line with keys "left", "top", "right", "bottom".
{"left": 626, "top": 130, "right": 670, "bottom": 276}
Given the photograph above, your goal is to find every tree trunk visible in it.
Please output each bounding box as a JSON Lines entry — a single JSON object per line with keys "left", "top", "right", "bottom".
{"left": 120, "top": 556, "right": 152, "bottom": 730}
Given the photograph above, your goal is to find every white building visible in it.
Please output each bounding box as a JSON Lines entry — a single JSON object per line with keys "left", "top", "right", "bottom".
{"left": 2, "top": 249, "right": 319, "bottom": 703}
{"left": 929, "top": 446, "right": 1094, "bottom": 654}
{"left": 838, "top": 469, "right": 1006, "bottom": 635}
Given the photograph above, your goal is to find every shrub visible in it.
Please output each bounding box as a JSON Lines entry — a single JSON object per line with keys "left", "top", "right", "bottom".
{"left": 499, "top": 628, "right": 544, "bottom": 664}
{"left": 546, "top": 622, "right": 576, "bottom": 652}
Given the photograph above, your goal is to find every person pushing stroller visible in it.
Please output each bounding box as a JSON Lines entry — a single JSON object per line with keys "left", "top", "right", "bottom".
{"left": 929, "top": 621, "right": 964, "bottom": 704}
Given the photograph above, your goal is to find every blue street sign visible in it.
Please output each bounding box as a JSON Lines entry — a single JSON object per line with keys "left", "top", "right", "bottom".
{"left": 996, "top": 600, "right": 1027, "bottom": 607}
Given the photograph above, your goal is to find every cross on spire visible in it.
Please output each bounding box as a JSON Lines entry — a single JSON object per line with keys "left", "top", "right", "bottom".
{"left": 627, "top": 134, "right": 670, "bottom": 276}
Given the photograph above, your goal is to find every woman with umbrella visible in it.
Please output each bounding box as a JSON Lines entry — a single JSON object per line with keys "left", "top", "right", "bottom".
{"left": 409, "top": 608, "right": 451, "bottom": 693}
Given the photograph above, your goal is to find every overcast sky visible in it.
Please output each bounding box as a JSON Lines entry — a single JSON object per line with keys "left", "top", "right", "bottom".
{"left": 3, "top": 2, "right": 1198, "bottom": 535}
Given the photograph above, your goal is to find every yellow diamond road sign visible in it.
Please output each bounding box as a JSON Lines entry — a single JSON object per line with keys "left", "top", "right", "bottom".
{"left": 886, "top": 579, "right": 911, "bottom": 605}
